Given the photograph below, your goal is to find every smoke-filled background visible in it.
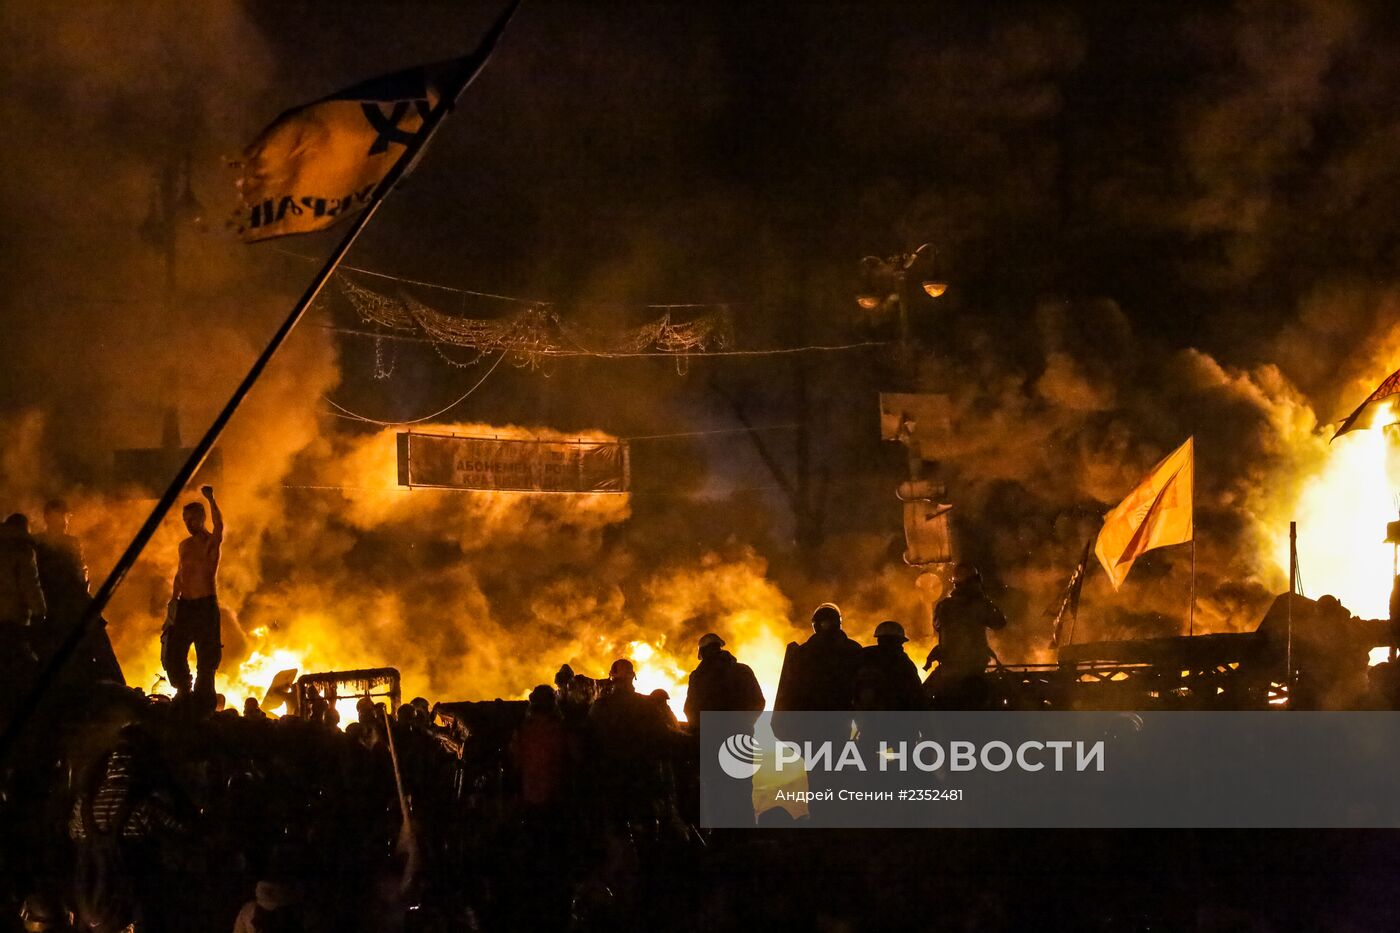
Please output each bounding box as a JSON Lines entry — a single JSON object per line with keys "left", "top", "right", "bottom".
{"left": 6, "top": 0, "right": 1400, "bottom": 710}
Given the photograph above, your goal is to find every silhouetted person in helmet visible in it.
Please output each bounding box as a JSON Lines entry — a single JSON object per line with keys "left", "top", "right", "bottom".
{"left": 35, "top": 498, "right": 124, "bottom": 686}
{"left": 685, "top": 633, "right": 765, "bottom": 826}
{"left": 926, "top": 563, "right": 1006, "bottom": 708}
{"left": 684, "top": 633, "right": 765, "bottom": 727}
{"left": 588, "top": 659, "right": 672, "bottom": 826}
{"left": 162, "top": 485, "right": 223, "bottom": 714}
{"left": 774, "top": 603, "right": 863, "bottom": 725}
{"left": 854, "top": 621, "right": 926, "bottom": 712}
{"left": 850, "top": 621, "right": 926, "bottom": 801}
{"left": 506, "top": 685, "right": 574, "bottom": 928}
{"left": 554, "top": 663, "right": 600, "bottom": 728}
{"left": 512, "top": 684, "right": 570, "bottom": 814}
{"left": 772, "top": 604, "right": 863, "bottom": 824}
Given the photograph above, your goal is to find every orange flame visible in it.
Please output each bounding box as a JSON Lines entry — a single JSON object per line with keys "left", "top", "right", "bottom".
{"left": 126, "top": 422, "right": 801, "bottom": 722}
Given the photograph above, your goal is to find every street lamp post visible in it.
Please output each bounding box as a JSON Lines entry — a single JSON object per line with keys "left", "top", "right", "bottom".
{"left": 862, "top": 244, "right": 955, "bottom": 596}
{"left": 856, "top": 242, "right": 947, "bottom": 380}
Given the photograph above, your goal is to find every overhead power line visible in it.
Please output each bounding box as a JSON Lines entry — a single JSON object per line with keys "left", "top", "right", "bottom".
{"left": 322, "top": 350, "right": 508, "bottom": 426}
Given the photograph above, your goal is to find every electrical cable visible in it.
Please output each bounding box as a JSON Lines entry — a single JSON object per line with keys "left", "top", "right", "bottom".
{"left": 321, "top": 350, "right": 506, "bottom": 426}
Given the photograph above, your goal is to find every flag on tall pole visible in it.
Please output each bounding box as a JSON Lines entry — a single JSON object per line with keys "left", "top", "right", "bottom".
{"left": 1049, "top": 537, "right": 1094, "bottom": 648}
{"left": 1333, "top": 366, "right": 1400, "bottom": 440}
{"left": 0, "top": 1, "right": 524, "bottom": 761}
{"left": 1094, "top": 437, "right": 1194, "bottom": 591}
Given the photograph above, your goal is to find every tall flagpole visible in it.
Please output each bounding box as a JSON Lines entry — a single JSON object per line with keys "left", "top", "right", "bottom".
{"left": 1189, "top": 537, "right": 1196, "bottom": 636}
{"left": 1287, "top": 520, "right": 1297, "bottom": 704}
{"left": 0, "top": 0, "right": 524, "bottom": 761}
{"left": 1188, "top": 441, "right": 1197, "bottom": 637}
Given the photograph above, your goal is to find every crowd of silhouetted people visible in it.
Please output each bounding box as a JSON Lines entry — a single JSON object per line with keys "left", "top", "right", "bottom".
{"left": 0, "top": 486, "right": 1019, "bottom": 931}
{"left": 0, "top": 636, "right": 798, "bottom": 931}
{"left": 0, "top": 544, "right": 1023, "bottom": 932}
{"left": 0, "top": 500, "right": 124, "bottom": 713}
{"left": 13, "top": 483, "right": 1400, "bottom": 930}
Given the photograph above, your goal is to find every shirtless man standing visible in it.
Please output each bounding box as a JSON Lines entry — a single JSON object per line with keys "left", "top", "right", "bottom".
{"left": 162, "top": 485, "right": 223, "bottom": 710}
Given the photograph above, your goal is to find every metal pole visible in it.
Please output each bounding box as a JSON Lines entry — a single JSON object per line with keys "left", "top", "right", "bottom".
{"left": 1286, "top": 520, "right": 1297, "bottom": 706}
{"left": 1391, "top": 543, "right": 1398, "bottom": 663}
{"left": 0, "top": 0, "right": 524, "bottom": 760}
{"left": 1189, "top": 537, "right": 1196, "bottom": 636}
{"left": 1289, "top": 521, "right": 1298, "bottom": 595}
{"left": 382, "top": 705, "right": 412, "bottom": 825}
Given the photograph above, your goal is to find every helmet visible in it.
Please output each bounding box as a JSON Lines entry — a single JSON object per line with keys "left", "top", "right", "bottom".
{"left": 874, "top": 620, "right": 908, "bottom": 643}
{"left": 609, "top": 658, "right": 636, "bottom": 681}
{"left": 811, "top": 602, "right": 843, "bottom": 630}
{"left": 697, "top": 632, "right": 725, "bottom": 656}
{"left": 951, "top": 562, "right": 981, "bottom": 586}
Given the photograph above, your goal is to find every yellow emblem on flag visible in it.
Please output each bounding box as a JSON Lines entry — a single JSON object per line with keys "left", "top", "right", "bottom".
{"left": 1094, "top": 437, "right": 1194, "bottom": 590}
{"left": 233, "top": 67, "right": 446, "bottom": 241}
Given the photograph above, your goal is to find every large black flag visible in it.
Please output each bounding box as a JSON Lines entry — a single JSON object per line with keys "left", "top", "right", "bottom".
{"left": 1334, "top": 365, "right": 1400, "bottom": 440}
{"left": 1049, "top": 537, "right": 1094, "bottom": 648}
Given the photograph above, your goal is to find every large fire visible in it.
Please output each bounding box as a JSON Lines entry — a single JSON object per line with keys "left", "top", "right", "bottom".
{"left": 128, "top": 412, "right": 1400, "bottom": 717}
{"left": 94, "top": 342, "right": 1400, "bottom": 718}
{"left": 123, "top": 422, "right": 800, "bottom": 722}
{"left": 147, "top": 615, "right": 792, "bottom": 726}
{"left": 1274, "top": 428, "right": 1397, "bottom": 621}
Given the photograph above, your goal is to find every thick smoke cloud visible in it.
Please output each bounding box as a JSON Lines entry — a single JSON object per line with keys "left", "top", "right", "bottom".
{"left": 6, "top": 1, "right": 1400, "bottom": 707}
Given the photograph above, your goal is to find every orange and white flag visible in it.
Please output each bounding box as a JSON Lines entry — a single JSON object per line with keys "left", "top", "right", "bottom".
{"left": 1094, "top": 437, "right": 1194, "bottom": 590}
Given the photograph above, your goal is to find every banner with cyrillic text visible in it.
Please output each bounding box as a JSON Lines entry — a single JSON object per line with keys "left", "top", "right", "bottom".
{"left": 396, "top": 432, "right": 629, "bottom": 493}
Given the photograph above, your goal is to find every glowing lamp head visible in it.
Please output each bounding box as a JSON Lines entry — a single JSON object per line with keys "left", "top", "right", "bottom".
{"left": 921, "top": 280, "right": 948, "bottom": 298}
{"left": 856, "top": 293, "right": 884, "bottom": 311}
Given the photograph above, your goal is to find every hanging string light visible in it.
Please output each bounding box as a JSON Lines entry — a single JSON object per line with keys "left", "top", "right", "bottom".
{"left": 372, "top": 335, "right": 396, "bottom": 380}
{"left": 335, "top": 272, "right": 735, "bottom": 369}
